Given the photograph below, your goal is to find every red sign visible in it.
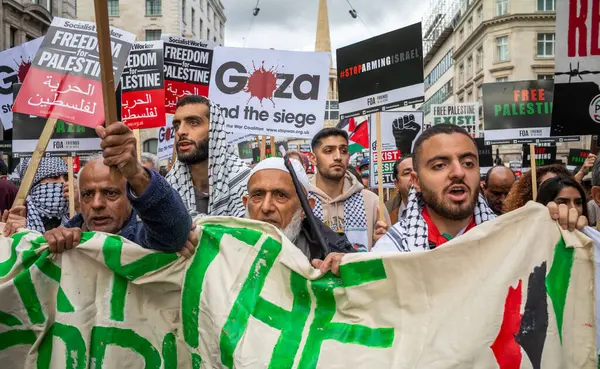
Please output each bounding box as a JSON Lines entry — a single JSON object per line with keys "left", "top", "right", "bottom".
{"left": 121, "top": 41, "right": 166, "bottom": 129}
{"left": 72, "top": 156, "right": 80, "bottom": 173}
{"left": 162, "top": 35, "right": 215, "bottom": 114}
{"left": 12, "top": 18, "right": 135, "bottom": 128}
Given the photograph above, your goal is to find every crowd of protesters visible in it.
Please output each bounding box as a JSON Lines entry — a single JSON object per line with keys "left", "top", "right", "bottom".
{"left": 0, "top": 95, "right": 596, "bottom": 276}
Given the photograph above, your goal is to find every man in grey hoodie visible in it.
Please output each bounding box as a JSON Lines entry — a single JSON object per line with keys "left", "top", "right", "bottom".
{"left": 309, "top": 128, "right": 390, "bottom": 251}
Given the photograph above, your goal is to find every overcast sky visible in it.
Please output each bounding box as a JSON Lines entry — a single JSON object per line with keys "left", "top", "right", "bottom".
{"left": 222, "top": 0, "right": 428, "bottom": 56}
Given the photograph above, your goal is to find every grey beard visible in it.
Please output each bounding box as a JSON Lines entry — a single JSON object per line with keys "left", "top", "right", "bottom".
{"left": 245, "top": 207, "right": 304, "bottom": 243}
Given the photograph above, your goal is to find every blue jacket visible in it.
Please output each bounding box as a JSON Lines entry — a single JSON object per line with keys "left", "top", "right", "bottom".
{"left": 65, "top": 169, "right": 191, "bottom": 252}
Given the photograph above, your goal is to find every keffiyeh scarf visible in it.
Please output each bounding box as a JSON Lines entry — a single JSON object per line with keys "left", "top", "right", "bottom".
{"left": 17, "top": 157, "right": 69, "bottom": 232}
{"left": 166, "top": 102, "right": 250, "bottom": 218}
{"left": 310, "top": 191, "right": 369, "bottom": 252}
{"left": 26, "top": 183, "right": 68, "bottom": 232}
{"left": 379, "top": 187, "right": 496, "bottom": 252}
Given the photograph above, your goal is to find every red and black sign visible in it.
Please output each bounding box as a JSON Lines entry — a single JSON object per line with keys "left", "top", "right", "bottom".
{"left": 475, "top": 138, "right": 493, "bottom": 168}
{"left": 12, "top": 18, "right": 135, "bottom": 128}
{"left": 567, "top": 148, "right": 591, "bottom": 166}
{"left": 162, "top": 35, "right": 215, "bottom": 114}
{"left": 521, "top": 145, "right": 557, "bottom": 168}
{"left": 336, "top": 22, "right": 424, "bottom": 119}
{"left": 121, "top": 41, "right": 166, "bottom": 130}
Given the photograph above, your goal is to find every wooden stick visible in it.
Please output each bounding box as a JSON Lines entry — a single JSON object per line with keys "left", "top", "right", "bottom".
{"left": 94, "top": 0, "right": 119, "bottom": 179}
{"left": 376, "top": 112, "right": 385, "bottom": 222}
{"left": 67, "top": 156, "right": 76, "bottom": 218}
{"left": 133, "top": 129, "right": 142, "bottom": 161}
{"left": 13, "top": 118, "right": 58, "bottom": 207}
{"left": 260, "top": 136, "right": 267, "bottom": 161}
{"left": 530, "top": 143, "right": 538, "bottom": 200}
{"left": 270, "top": 136, "right": 275, "bottom": 157}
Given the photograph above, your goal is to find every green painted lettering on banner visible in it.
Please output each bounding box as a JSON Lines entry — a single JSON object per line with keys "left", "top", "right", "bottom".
{"left": 37, "top": 322, "right": 86, "bottom": 369}
{"left": 182, "top": 224, "right": 262, "bottom": 348}
{"left": 90, "top": 326, "right": 161, "bottom": 369}
{"left": 0, "top": 310, "right": 23, "bottom": 327}
{"left": 192, "top": 353, "right": 203, "bottom": 369}
{"left": 0, "top": 329, "right": 36, "bottom": 351}
{"left": 110, "top": 274, "right": 128, "bottom": 321}
{"left": 162, "top": 332, "right": 178, "bottom": 369}
{"left": 35, "top": 256, "right": 74, "bottom": 313}
{"left": 546, "top": 237, "right": 574, "bottom": 343}
{"left": 298, "top": 259, "right": 394, "bottom": 369}
{"left": 220, "top": 236, "right": 282, "bottom": 368}
{"left": 0, "top": 232, "right": 28, "bottom": 277}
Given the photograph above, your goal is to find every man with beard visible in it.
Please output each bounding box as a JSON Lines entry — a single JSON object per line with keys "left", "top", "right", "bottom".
{"left": 309, "top": 128, "right": 390, "bottom": 251}
{"left": 482, "top": 166, "right": 515, "bottom": 215}
{"left": 385, "top": 155, "right": 414, "bottom": 224}
{"left": 372, "top": 124, "right": 586, "bottom": 253}
{"left": 166, "top": 95, "right": 250, "bottom": 217}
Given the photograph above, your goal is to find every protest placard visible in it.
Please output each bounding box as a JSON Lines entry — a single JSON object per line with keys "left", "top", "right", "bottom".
{"left": 299, "top": 143, "right": 311, "bottom": 153}
{"left": 369, "top": 111, "right": 423, "bottom": 188}
{"left": 287, "top": 143, "right": 299, "bottom": 151}
{"left": 522, "top": 145, "right": 557, "bottom": 168}
{"left": 12, "top": 84, "right": 100, "bottom": 157}
{"left": 157, "top": 115, "right": 174, "bottom": 162}
{"left": 476, "top": 138, "right": 493, "bottom": 175}
{"left": 483, "top": 80, "right": 554, "bottom": 142}
{"left": 237, "top": 141, "right": 254, "bottom": 160}
{"left": 0, "top": 37, "right": 42, "bottom": 129}
{"left": 208, "top": 47, "right": 329, "bottom": 139}
{"left": 11, "top": 18, "right": 135, "bottom": 128}
{"left": 552, "top": 0, "right": 600, "bottom": 135}
{"left": 163, "top": 35, "right": 215, "bottom": 114}
{"left": 432, "top": 102, "right": 479, "bottom": 138}
{"left": 337, "top": 23, "right": 424, "bottom": 119}
{"left": 0, "top": 205, "right": 595, "bottom": 368}
{"left": 567, "top": 148, "right": 591, "bottom": 167}
{"left": 121, "top": 41, "right": 166, "bottom": 130}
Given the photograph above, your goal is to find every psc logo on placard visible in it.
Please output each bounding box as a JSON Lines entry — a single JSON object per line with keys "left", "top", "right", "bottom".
{"left": 590, "top": 94, "right": 600, "bottom": 124}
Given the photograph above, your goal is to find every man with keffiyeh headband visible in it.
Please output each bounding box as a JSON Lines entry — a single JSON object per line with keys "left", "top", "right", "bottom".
{"left": 166, "top": 95, "right": 250, "bottom": 218}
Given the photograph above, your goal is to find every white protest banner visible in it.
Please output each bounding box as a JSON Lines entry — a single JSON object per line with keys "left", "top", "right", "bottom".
{"left": 209, "top": 47, "right": 330, "bottom": 139}
{"left": 0, "top": 37, "right": 42, "bottom": 129}
{"left": 157, "top": 114, "right": 174, "bottom": 161}
{"left": 0, "top": 203, "right": 596, "bottom": 368}
{"left": 432, "top": 102, "right": 479, "bottom": 138}
{"left": 369, "top": 111, "right": 423, "bottom": 188}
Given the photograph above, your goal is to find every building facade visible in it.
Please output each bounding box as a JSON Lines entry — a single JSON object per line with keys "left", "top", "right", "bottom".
{"left": 1, "top": 0, "right": 76, "bottom": 51}
{"left": 421, "top": 0, "right": 586, "bottom": 163}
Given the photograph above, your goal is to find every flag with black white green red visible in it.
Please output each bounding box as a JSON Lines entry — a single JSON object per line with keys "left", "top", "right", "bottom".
{"left": 336, "top": 116, "right": 369, "bottom": 154}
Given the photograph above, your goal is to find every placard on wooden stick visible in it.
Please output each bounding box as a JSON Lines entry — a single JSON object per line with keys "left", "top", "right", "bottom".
{"left": 67, "top": 156, "right": 76, "bottom": 218}
{"left": 133, "top": 129, "right": 142, "bottom": 161}
{"left": 530, "top": 143, "right": 538, "bottom": 200}
{"left": 375, "top": 112, "right": 385, "bottom": 222}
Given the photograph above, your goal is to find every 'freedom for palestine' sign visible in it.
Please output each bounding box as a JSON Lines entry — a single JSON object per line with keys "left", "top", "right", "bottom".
{"left": 12, "top": 18, "right": 135, "bottom": 128}
{"left": 483, "top": 80, "right": 554, "bottom": 142}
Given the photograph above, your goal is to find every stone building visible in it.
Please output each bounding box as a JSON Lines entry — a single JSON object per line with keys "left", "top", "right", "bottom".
{"left": 1, "top": 0, "right": 76, "bottom": 51}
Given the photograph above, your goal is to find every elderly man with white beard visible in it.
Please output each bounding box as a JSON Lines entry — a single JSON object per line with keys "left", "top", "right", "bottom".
{"left": 242, "top": 157, "right": 321, "bottom": 259}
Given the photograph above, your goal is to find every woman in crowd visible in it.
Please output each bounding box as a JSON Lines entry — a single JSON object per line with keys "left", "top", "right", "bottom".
{"left": 503, "top": 164, "right": 573, "bottom": 213}
{"left": 535, "top": 175, "right": 588, "bottom": 220}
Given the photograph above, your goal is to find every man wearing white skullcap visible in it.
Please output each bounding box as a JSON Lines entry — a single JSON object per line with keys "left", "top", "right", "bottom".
{"left": 243, "top": 157, "right": 316, "bottom": 258}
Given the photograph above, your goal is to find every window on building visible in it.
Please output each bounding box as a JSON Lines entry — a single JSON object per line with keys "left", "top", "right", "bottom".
{"left": 496, "top": 0, "right": 508, "bottom": 16}
{"left": 208, "top": 4, "right": 212, "bottom": 22}
{"left": 467, "top": 18, "right": 473, "bottom": 34}
{"left": 459, "top": 63, "right": 464, "bottom": 85}
{"left": 34, "top": 0, "right": 52, "bottom": 11}
{"left": 477, "top": 6, "right": 483, "bottom": 24}
{"left": 477, "top": 85, "right": 483, "bottom": 101}
{"left": 146, "top": 0, "right": 161, "bottom": 16}
{"left": 537, "top": 0, "right": 555, "bottom": 11}
{"left": 467, "top": 57, "right": 473, "bottom": 79}
{"left": 325, "top": 100, "right": 339, "bottom": 120}
{"left": 145, "top": 29, "right": 161, "bottom": 41}
{"left": 214, "top": 36, "right": 217, "bottom": 42}
{"left": 538, "top": 74, "right": 554, "bottom": 79}
{"left": 108, "top": 0, "right": 119, "bottom": 16}
{"left": 496, "top": 76, "right": 509, "bottom": 82}
{"left": 9, "top": 27, "right": 18, "bottom": 48}
{"left": 496, "top": 36, "right": 509, "bottom": 61}
{"left": 220, "top": 24, "right": 224, "bottom": 38}
{"left": 459, "top": 28, "right": 464, "bottom": 43}
{"left": 424, "top": 49, "right": 453, "bottom": 91}
{"left": 537, "top": 33, "right": 555, "bottom": 57}
{"left": 200, "top": 19, "right": 203, "bottom": 37}
{"left": 191, "top": 8, "right": 196, "bottom": 35}
{"left": 476, "top": 46, "right": 483, "bottom": 71}
{"left": 143, "top": 139, "right": 158, "bottom": 154}
{"left": 421, "top": 80, "right": 453, "bottom": 115}
{"left": 26, "top": 34, "right": 34, "bottom": 42}
{"left": 182, "top": 0, "right": 186, "bottom": 24}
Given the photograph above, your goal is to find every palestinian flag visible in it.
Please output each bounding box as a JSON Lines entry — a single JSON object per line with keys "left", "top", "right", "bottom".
{"left": 337, "top": 117, "right": 369, "bottom": 154}
{"left": 491, "top": 237, "right": 578, "bottom": 369}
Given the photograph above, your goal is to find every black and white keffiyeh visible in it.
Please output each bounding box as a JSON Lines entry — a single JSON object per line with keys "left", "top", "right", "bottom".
{"left": 26, "top": 183, "right": 68, "bottom": 232}
{"left": 374, "top": 187, "right": 496, "bottom": 252}
{"left": 166, "top": 102, "right": 250, "bottom": 218}
{"left": 17, "top": 157, "right": 69, "bottom": 232}
{"left": 310, "top": 191, "right": 369, "bottom": 252}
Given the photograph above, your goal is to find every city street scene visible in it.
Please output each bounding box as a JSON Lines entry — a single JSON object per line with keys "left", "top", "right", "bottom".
{"left": 0, "top": 0, "right": 599, "bottom": 367}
